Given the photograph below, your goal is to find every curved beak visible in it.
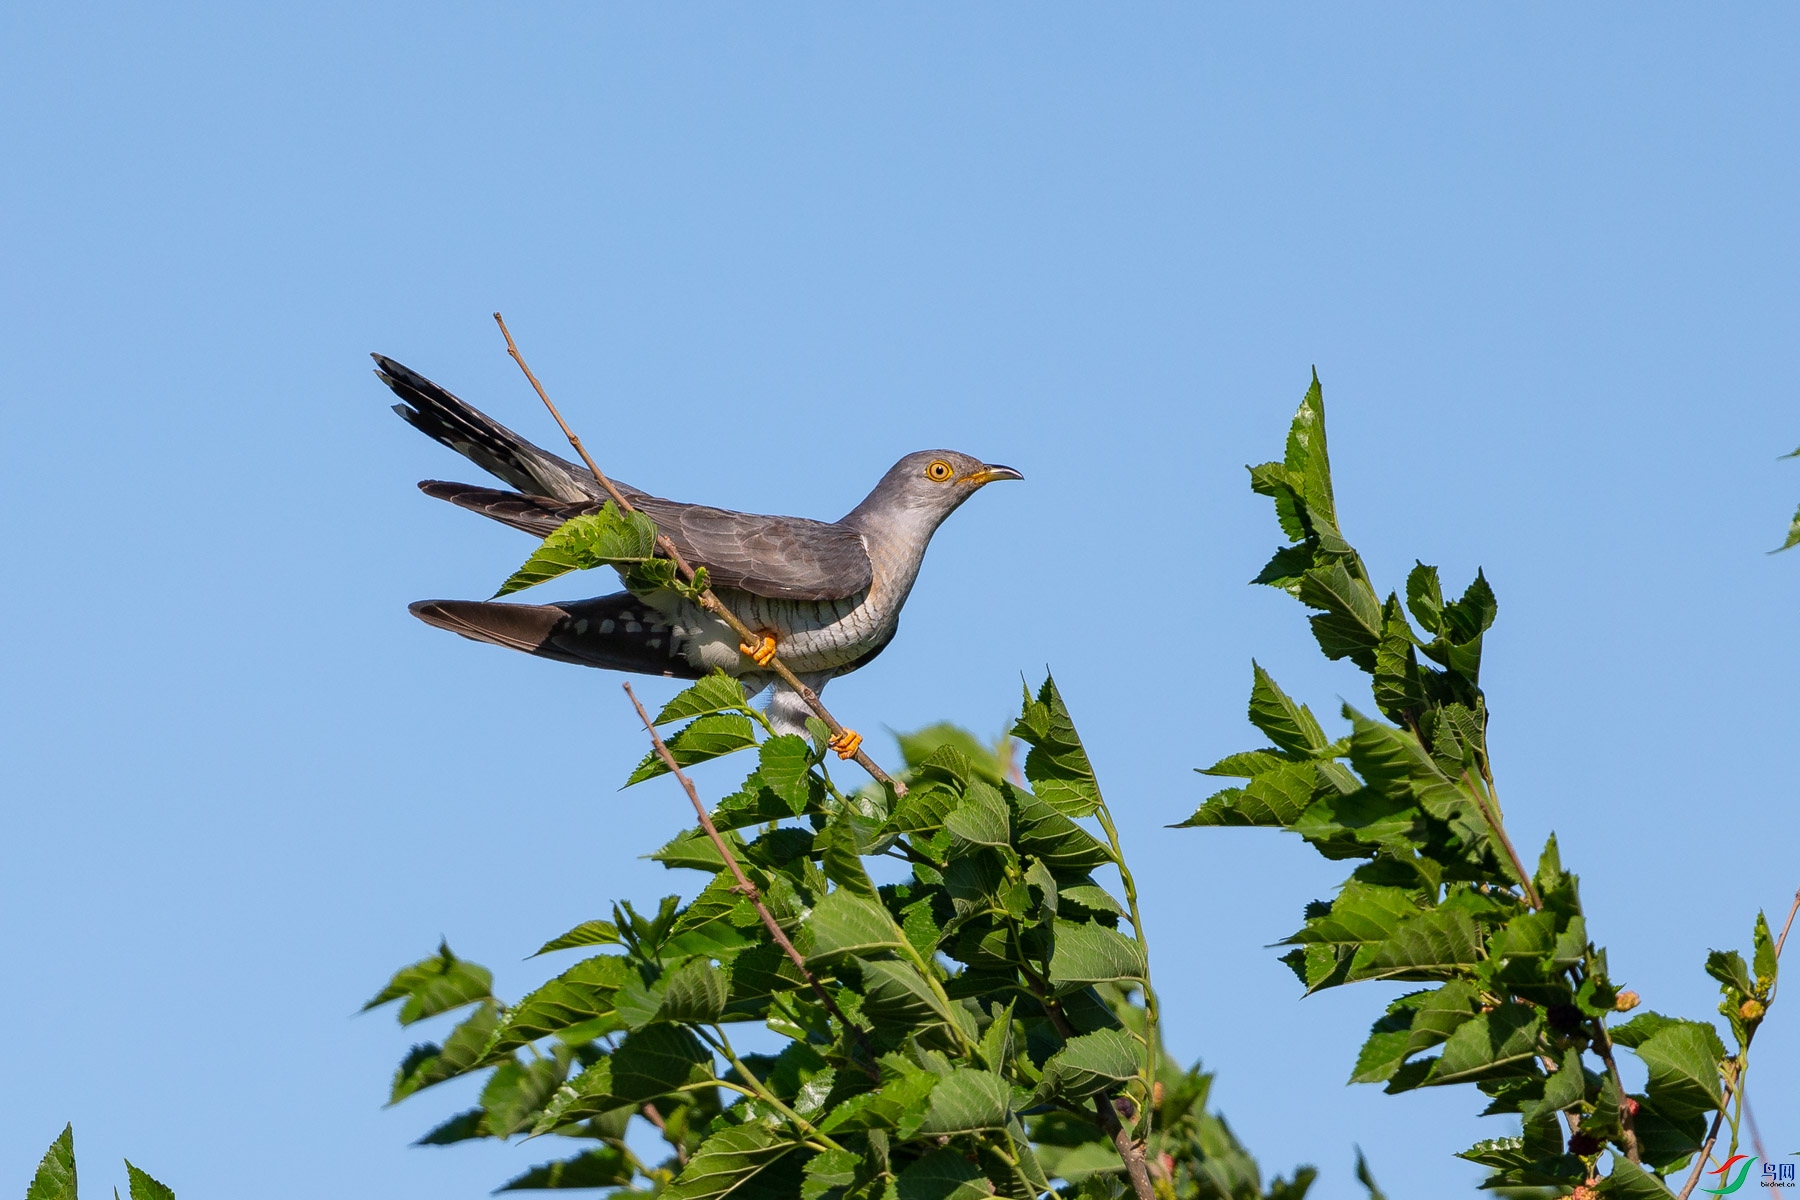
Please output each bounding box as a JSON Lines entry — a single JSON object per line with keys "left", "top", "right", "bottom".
{"left": 965, "top": 463, "right": 1024, "bottom": 486}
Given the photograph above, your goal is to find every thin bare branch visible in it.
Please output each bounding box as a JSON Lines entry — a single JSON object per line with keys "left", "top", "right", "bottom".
{"left": 622, "top": 682, "right": 879, "bottom": 1079}
{"left": 495, "top": 313, "right": 903, "bottom": 794}
{"left": 1776, "top": 882, "right": 1800, "bottom": 959}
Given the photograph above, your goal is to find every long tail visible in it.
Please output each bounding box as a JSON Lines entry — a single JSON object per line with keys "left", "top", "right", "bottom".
{"left": 408, "top": 592, "right": 703, "bottom": 679}
{"left": 374, "top": 354, "right": 630, "bottom": 505}
{"left": 417, "top": 479, "right": 597, "bottom": 539}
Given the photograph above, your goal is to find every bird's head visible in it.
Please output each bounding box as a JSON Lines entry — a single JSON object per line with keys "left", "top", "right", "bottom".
{"left": 848, "top": 450, "right": 1023, "bottom": 532}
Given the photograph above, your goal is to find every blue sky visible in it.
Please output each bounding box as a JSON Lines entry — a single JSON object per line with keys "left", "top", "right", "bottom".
{"left": 3, "top": 5, "right": 1798, "bottom": 1197}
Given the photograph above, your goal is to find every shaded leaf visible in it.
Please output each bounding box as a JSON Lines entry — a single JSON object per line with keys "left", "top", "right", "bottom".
{"left": 27, "top": 1125, "right": 76, "bottom": 1200}
{"left": 534, "top": 920, "right": 621, "bottom": 956}
{"left": 1040, "top": 1028, "right": 1140, "bottom": 1100}
{"left": 664, "top": 1124, "right": 801, "bottom": 1200}
{"left": 363, "top": 940, "right": 493, "bottom": 1025}
{"left": 1635, "top": 1021, "right": 1724, "bottom": 1118}
{"left": 124, "top": 1162, "right": 176, "bottom": 1200}
{"left": 495, "top": 503, "right": 658, "bottom": 596}
{"left": 610, "top": 1024, "right": 713, "bottom": 1103}
{"left": 1012, "top": 675, "right": 1103, "bottom": 817}
{"left": 657, "top": 672, "right": 753, "bottom": 724}
{"left": 897, "top": 1150, "right": 994, "bottom": 1200}
{"left": 916, "top": 1068, "right": 1012, "bottom": 1135}
{"left": 499, "top": 1146, "right": 635, "bottom": 1191}
{"left": 808, "top": 891, "right": 904, "bottom": 963}
{"left": 628, "top": 715, "right": 759, "bottom": 786}
{"left": 1048, "top": 920, "right": 1147, "bottom": 993}
{"left": 1247, "top": 663, "right": 1330, "bottom": 757}
{"left": 490, "top": 955, "right": 629, "bottom": 1055}
{"left": 391, "top": 999, "right": 503, "bottom": 1102}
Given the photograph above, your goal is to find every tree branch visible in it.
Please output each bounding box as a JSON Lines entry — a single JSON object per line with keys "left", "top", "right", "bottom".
{"left": 495, "top": 313, "right": 902, "bottom": 794}
{"left": 622, "top": 682, "right": 879, "bottom": 1079}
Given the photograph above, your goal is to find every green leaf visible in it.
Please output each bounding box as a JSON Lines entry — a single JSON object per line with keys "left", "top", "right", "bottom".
{"left": 1247, "top": 663, "right": 1331, "bottom": 756}
{"left": 819, "top": 819, "right": 879, "bottom": 900}
{"left": 482, "top": 1055, "right": 569, "bottom": 1135}
{"left": 1411, "top": 1004, "right": 1543, "bottom": 1088}
{"left": 534, "top": 920, "right": 622, "bottom": 956}
{"left": 1596, "top": 1154, "right": 1676, "bottom": 1199}
{"left": 916, "top": 1067, "right": 1012, "bottom": 1134}
{"left": 1059, "top": 883, "right": 1125, "bottom": 917}
{"left": 655, "top": 957, "right": 731, "bottom": 1025}
{"left": 1705, "top": 949, "right": 1754, "bottom": 998}
{"left": 1525, "top": 1048, "right": 1587, "bottom": 1123}
{"left": 1011, "top": 675, "right": 1103, "bottom": 817}
{"left": 896, "top": 725, "right": 1007, "bottom": 784}
{"left": 499, "top": 1146, "right": 635, "bottom": 1191}
{"left": 808, "top": 891, "right": 904, "bottom": 963}
{"left": 413, "top": 1109, "right": 487, "bottom": 1145}
{"left": 1778, "top": 502, "right": 1800, "bottom": 553}
{"left": 896, "top": 1149, "right": 994, "bottom": 1200}
{"left": 1283, "top": 371, "right": 1338, "bottom": 529}
{"left": 1048, "top": 919, "right": 1148, "bottom": 993}
{"left": 1635, "top": 1021, "right": 1725, "bottom": 1118}
{"left": 1284, "top": 883, "right": 1420, "bottom": 950}
{"left": 944, "top": 779, "right": 1011, "bottom": 849}
{"left": 819, "top": 1071, "right": 939, "bottom": 1136}
{"left": 802, "top": 1149, "right": 863, "bottom": 1200}
{"left": 1754, "top": 911, "right": 1777, "bottom": 991}
{"left": 1351, "top": 906, "right": 1483, "bottom": 982}
{"left": 1442, "top": 570, "right": 1498, "bottom": 644}
{"left": 391, "top": 999, "right": 503, "bottom": 1101}
{"left": 1040, "top": 1028, "right": 1140, "bottom": 1099}
{"left": 1349, "top": 982, "right": 1480, "bottom": 1083}
{"left": 27, "top": 1125, "right": 76, "bottom": 1200}
{"left": 1183, "top": 760, "right": 1319, "bottom": 829}
{"left": 124, "top": 1162, "right": 176, "bottom": 1200}
{"left": 1454, "top": 1135, "right": 1584, "bottom": 1188}
{"left": 657, "top": 672, "right": 753, "bottom": 724}
{"left": 363, "top": 940, "right": 493, "bottom": 1025}
{"left": 1405, "top": 564, "right": 1445, "bottom": 636}
{"left": 1609, "top": 1011, "right": 1688, "bottom": 1049}
{"left": 628, "top": 714, "right": 759, "bottom": 785}
{"left": 858, "top": 957, "right": 955, "bottom": 1035}
{"left": 1299, "top": 562, "right": 1385, "bottom": 671}
{"left": 1011, "top": 788, "right": 1114, "bottom": 871}
{"left": 489, "top": 955, "right": 629, "bottom": 1056}
{"left": 759, "top": 736, "right": 817, "bottom": 815}
{"left": 495, "top": 503, "right": 658, "bottom": 596}
{"left": 1372, "top": 594, "right": 1424, "bottom": 720}
{"left": 664, "top": 1125, "right": 802, "bottom": 1200}
{"left": 1353, "top": 1148, "right": 1388, "bottom": 1200}
{"left": 610, "top": 1024, "right": 713, "bottom": 1103}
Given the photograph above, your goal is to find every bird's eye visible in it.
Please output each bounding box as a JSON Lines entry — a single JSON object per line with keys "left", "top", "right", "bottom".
{"left": 925, "top": 460, "right": 955, "bottom": 482}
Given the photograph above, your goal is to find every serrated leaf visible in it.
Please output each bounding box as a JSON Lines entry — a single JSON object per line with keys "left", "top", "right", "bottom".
{"left": 1048, "top": 919, "right": 1147, "bottom": 993}
{"left": 819, "top": 818, "right": 879, "bottom": 899}
{"left": 1011, "top": 787, "right": 1113, "bottom": 871}
{"left": 1351, "top": 906, "right": 1482, "bottom": 981}
{"left": 808, "top": 891, "right": 904, "bottom": 963}
{"left": 413, "top": 1108, "right": 487, "bottom": 1145}
{"left": 1596, "top": 1154, "right": 1676, "bottom": 1198}
{"left": 1349, "top": 982, "right": 1480, "bottom": 1083}
{"left": 663, "top": 1125, "right": 801, "bottom": 1200}
{"left": 1040, "top": 1028, "right": 1140, "bottom": 1099}
{"left": 1405, "top": 563, "right": 1445, "bottom": 636}
{"left": 1453, "top": 1135, "right": 1585, "bottom": 1188}
{"left": 1284, "top": 883, "right": 1420, "bottom": 949}
{"left": 897, "top": 1149, "right": 994, "bottom": 1200}
{"left": 489, "top": 955, "right": 629, "bottom": 1056}
{"left": 1299, "top": 562, "right": 1384, "bottom": 671}
{"left": 391, "top": 999, "right": 503, "bottom": 1102}
{"left": 896, "top": 725, "right": 1007, "bottom": 783}
{"left": 534, "top": 920, "right": 622, "bottom": 956}
{"left": 483, "top": 1054, "right": 569, "bottom": 1136}
{"left": 657, "top": 672, "right": 752, "bottom": 724}
{"left": 657, "top": 957, "right": 730, "bottom": 1024}
{"left": 1011, "top": 675, "right": 1103, "bottom": 817}
{"left": 363, "top": 940, "right": 493, "bottom": 1025}
{"left": 1705, "top": 949, "right": 1754, "bottom": 998}
{"left": 759, "top": 736, "right": 816, "bottom": 815}
{"left": 945, "top": 779, "right": 1011, "bottom": 848}
{"left": 819, "top": 1071, "right": 939, "bottom": 1136}
{"left": 610, "top": 1024, "right": 712, "bottom": 1103}
{"left": 27, "top": 1125, "right": 76, "bottom": 1200}
{"left": 1754, "top": 911, "right": 1777, "bottom": 991}
{"left": 495, "top": 503, "right": 659, "bottom": 596}
{"left": 1635, "top": 1021, "right": 1724, "bottom": 1118}
{"left": 628, "top": 714, "right": 759, "bottom": 785}
{"left": 1059, "top": 884, "right": 1124, "bottom": 916}
{"left": 1247, "top": 663, "right": 1330, "bottom": 756}
{"left": 1413, "top": 1004, "right": 1542, "bottom": 1088}
{"left": 802, "top": 1149, "right": 863, "bottom": 1200}
{"left": 916, "top": 1067, "right": 1012, "bottom": 1134}
{"left": 123, "top": 1162, "right": 175, "bottom": 1200}
{"left": 499, "top": 1146, "right": 635, "bottom": 1191}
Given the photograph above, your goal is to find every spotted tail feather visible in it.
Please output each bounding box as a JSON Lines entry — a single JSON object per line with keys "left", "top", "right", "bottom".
{"left": 409, "top": 592, "right": 703, "bottom": 679}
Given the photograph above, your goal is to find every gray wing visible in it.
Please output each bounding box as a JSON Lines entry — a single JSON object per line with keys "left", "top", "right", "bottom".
{"left": 418, "top": 482, "right": 873, "bottom": 603}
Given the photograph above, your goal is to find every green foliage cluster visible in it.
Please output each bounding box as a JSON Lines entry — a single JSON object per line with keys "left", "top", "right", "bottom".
{"left": 1180, "top": 376, "right": 1782, "bottom": 1197}
{"left": 25, "top": 1126, "right": 174, "bottom": 1200}
{"left": 369, "top": 676, "right": 1316, "bottom": 1199}
{"left": 1779, "top": 444, "right": 1800, "bottom": 554}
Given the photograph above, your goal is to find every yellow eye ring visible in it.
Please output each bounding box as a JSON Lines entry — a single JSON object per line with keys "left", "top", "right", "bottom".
{"left": 925, "top": 459, "right": 955, "bottom": 482}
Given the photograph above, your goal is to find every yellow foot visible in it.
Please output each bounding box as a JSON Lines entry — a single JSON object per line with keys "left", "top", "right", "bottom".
{"left": 738, "top": 633, "right": 778, "bottom": 667}
{"left": 828, "top": 729, "right": 864, "bottom": 760}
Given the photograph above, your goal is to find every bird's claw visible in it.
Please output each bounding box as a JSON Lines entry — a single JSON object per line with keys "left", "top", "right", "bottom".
{"left": 828, "top": 729, "right": 863, "bottom": 760}
{"left": 739, "top": 634, "right": 778, "bottom": 667}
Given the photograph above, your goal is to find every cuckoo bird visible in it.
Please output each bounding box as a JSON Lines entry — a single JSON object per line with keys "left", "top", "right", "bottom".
{"left": 377, "top": 356, "right": 1021, "bottom": 756}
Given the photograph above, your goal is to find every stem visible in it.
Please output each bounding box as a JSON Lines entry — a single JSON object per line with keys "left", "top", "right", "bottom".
{"left": 1588, "top": 1020, "right": 1641, "bottom": 1165}
{"left": 1093, "top": 800, "right": 1160, "bottom": 1152}
{"left": 1461, "top": 769, "right": 1541, "bottom": 910}
{"left": 623, "top": 682, "right": 880, "bottom": 1079}
{"left": 493, "top": 313, "right": 903, "bottom": 794}
{"left": 697, "top": 1025, "right": 847, "bottom": 1153}
{"left": 1016, "top": 962, "right": 1156, "bottom": 1200}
